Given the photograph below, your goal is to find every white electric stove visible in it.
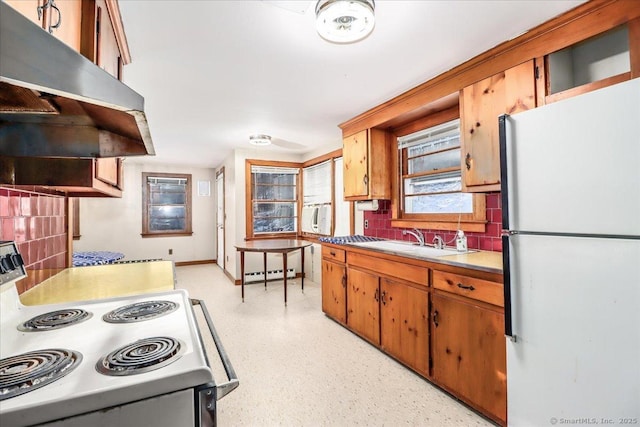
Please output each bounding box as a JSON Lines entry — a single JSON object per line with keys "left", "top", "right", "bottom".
{"left": 0, "top": 241, "right": 238, "bottom": 427}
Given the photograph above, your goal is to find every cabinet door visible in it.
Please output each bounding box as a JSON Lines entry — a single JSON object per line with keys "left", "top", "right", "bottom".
{"left": 380, "top": 278, "right": 429, "bottom": 377}
{"left": 81, "top": 0, "right": 123, "bottom": 80}
{"left": 321, "top": 260, "right": 347, "bottom": 324}
{"left": 343, "top": 130, "right": 368, "bottom": 198}
{"left": 95, "top": 158, "right": 119, "bottom": 187}
{"left": 346, "top": 268, "right": 380, "bottom": 345}
{"left": 461, "top": 60, "right": 535, "bottom": 191}
{"left": 432, "top": 293, "right": 506, "bottom": 424}
{"left": 50, "top": 0, "right": 82, "bottom": 51}
{"left": 4, "top": 0, "right": 46, "bottom": 28}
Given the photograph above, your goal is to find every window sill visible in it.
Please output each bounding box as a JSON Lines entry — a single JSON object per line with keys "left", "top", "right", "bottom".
{"left": 391, "top": 219, "right": 486, "bottom": 233}
{"left": 141, "top": 232, "right": 194, "bottom": 238}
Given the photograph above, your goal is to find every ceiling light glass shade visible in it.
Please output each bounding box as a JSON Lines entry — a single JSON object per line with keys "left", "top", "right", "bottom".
{"left": 249, "top": 134, "right": 272, "bottom": 146}
{"left": 315, "top": 0, "right": 375, "bottom": 44}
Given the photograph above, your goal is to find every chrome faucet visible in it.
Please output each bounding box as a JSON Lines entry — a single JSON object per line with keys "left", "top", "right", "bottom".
{"left": 433, "top": 235, "right": 444, "bottom": 249}
{"left": 402, "top": 228, "right": 425, "bottom": 246}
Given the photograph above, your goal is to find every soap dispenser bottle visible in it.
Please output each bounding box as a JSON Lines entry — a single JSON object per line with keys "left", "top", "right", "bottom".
{"left": 456, "top": 230, "right": 468, "bottom": 252}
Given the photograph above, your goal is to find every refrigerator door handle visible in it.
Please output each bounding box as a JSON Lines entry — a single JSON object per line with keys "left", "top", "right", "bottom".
{"left": 498, "top": 114, "right": 511, "bottom": 230}
{"left": 502, "top": 234, "right": 516, "bottom": 341}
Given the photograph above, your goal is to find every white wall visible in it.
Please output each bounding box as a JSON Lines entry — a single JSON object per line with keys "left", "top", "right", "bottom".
{"left": 75, "top": 162, "right": 216, "bottom": 263}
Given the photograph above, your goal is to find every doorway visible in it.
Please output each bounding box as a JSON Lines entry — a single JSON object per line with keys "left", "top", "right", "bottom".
{"left": 216, "top": 168, "right": 225, "bottom": 271}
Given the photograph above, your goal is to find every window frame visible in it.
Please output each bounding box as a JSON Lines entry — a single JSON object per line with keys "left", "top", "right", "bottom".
{"left": 391, "top": 109, "right": 487, "bottom": 232}
{"left": 300, "top": 149, "right": 344, "bottom": 239}
{"left": 141, "top": 172, "right": 193, "bottom": 238}
{"left": 245, "top": 150, "right": 345, "bottom": 240}
{"left": 245, "top": 159, "right": 301, "bottom": 239}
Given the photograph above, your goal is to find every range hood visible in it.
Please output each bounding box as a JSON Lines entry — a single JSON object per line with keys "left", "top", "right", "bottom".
{"left": 0, "top": 1, "right": 155, "bottom": 158}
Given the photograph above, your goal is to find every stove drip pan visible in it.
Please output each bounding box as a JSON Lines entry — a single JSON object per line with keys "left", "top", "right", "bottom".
{"left": 0, "top": 349, "right": 83, "bottom": 400}
{"left": 102, "top": 300, "right": 179, "bottom": 323}
{"left": 18, "top": 309, "right": 93, "bottom": 332}
{"left": 96, "top": 336, "right": 184, "bottom": 376}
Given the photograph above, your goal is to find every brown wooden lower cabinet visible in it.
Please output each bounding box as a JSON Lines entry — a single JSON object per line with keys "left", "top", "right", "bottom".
{"left": 319, "top": 243, "right": 505, "bottom": 426}
{"left": 321, "top": 259, "right": 347, "bottom": 324}
{"left": 431, "top": 291, "right": 506, "bottom": 424}
{"left": 380, "top": 277, "right": 429, "bottom": 377}
{"left": 346, "top": 268, "right": 380, "bottom": 346}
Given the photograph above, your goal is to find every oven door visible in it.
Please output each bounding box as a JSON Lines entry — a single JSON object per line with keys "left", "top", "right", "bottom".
{"left": 191, "top": 299, "right": 239, "bottom": 427}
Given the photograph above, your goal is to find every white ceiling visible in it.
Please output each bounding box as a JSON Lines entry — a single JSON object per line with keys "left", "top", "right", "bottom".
{"left": 119, "top": 0, "right": 585, "bottom": 169}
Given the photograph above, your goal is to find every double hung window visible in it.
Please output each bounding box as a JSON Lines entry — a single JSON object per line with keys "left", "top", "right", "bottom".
{"left": 142, "top": 172, "right": 192, "bottom": 237}
{"left": 397, "top": 118, "right": 485, "bottom": 229}
{"left": 250, "top": 164, "right": 299, "bottom": 235}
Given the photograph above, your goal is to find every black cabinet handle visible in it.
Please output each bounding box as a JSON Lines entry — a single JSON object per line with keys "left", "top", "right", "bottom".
{"left": 432, "top": 310, "right": 439, "bottom": 328}
{"left": 465, "top": 153, "right": 472, "bottom": 170}
{"left": 341, "top": 275, "right": 346, "bottom": 288}
{"left": 457, "top": 283, "right": 475, "bottom": 291}
{"left": 49, "top": 1, "right": 62, "bottom": 33}
{"left": 374, "top": 288, "right": 380, "bottom": 302}
{"left": 329, "top": 251, "right": 336, "bottom": 256}
{"left": 381, "top": 290, "right": 387, "bottom": 306}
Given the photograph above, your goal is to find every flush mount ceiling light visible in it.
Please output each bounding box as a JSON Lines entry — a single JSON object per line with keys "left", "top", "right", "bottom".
{"left": 249, "top": 134, "right": 272, "bottom": 146}
{"left": 315, "top": 0, "right": 375, "bottom": 44}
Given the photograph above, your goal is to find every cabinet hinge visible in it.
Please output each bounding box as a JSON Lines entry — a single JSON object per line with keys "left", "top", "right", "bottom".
{"left": 534, "top": 66, "right": 540, "bottom": 80}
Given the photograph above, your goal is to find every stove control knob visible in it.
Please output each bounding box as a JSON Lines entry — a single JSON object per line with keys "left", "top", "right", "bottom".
{"left": 10, "top": 253, "right": 24, "bottom": 269}
{"left": 0, "top": 255, "right": 13, "bottom": 272}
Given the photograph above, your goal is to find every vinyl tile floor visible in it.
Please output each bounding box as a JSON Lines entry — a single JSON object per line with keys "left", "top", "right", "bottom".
{"left": 175, "top": 264, "right": 496, "bottom": 427}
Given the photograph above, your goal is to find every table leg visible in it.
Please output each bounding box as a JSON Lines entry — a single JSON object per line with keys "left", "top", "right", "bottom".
{"left": 263, "top": 252, "right": 267, "bottom": 290}
{"left": 240, "top": 251, "right": 245, "bottom": 302}
{"left": 300, "top": 246, "right": 305, "bottom": 293}
{"left": 283, "top": 252, "right": 288, "bottom": 306}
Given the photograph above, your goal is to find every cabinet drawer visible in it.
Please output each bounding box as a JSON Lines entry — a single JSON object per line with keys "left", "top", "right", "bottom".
{"left": 322, "top": 246, "right": 345, "bottom": 263}
{"left": 348, "top": 252, "right": 428, "bottom": 287}
{"left": 433, "top": 271, "right": 503, "bottom": 307}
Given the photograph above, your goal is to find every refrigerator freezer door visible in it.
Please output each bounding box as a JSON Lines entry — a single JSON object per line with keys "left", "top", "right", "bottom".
{"left": 506, "top": 234, "right": 640, "bottom": 425}
{"left": 503, "top": 78, "right": 640, "bottom": 236}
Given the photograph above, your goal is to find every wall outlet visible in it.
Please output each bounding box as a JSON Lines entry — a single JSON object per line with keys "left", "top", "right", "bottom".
{"left": 168, "top": 249, "right": 173, "bottom": 255}
{"left": 364, "top": 219, "right": 369, "bottom": 229}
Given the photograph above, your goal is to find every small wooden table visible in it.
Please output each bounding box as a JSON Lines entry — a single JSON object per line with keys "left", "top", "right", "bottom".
{"left": 235, "top": 239, "right": 313, "bottom": 305}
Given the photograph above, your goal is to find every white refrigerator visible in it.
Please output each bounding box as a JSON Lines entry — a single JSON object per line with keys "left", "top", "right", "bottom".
{"left": 499, "top": 78, "right": 640, "bottom": 426}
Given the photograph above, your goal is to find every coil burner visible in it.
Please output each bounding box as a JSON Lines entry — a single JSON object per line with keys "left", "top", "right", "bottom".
{"left": 102, "top": 301, "right": 178, "bottom": 323}
{"left": 0, "top": 349, "right": 82, "bottom": 400}
{"left": 96, "top": 337, "right": 184, "bottom": 376}
{"left": 18, "top": 309, "right": 92, "bottom": 332}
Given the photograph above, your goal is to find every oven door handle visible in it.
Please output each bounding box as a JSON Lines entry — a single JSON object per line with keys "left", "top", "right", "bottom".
{"left": 191, "top": 299, "right": 239, "bottom": 400}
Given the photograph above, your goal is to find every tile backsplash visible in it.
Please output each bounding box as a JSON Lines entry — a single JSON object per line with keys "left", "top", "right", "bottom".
{"left": 0, "top": 187, "right": 68, "bottom": 293}
{"left": 363, "top": 193, "right": 503, "bottom": 252}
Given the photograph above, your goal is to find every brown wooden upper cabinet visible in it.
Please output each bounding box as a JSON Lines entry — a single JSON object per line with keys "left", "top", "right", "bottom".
{"left": 460, "top": 60, "right": 536, "bottom": 193}
{"left": 536, "top": 22, "right": 639, "bottom": 106}
{"left": 81, "top": 0, "right": 125, "bottom": 80}
{"left": 5, "top": 0, "right": 83, "bottom": 51}
{"left": 0, "top": 157, "right": 124, "bottom": 197}
{"left": 5, "top": 0, "right": 128, "bottom": 81}
{"left": 342, "top": 128, "right": 393, "bottom": 200}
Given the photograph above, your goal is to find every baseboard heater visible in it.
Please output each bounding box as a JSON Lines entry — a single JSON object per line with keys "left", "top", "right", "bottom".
{"left": 244, "top": 268, "right": 296, "bottom": 284}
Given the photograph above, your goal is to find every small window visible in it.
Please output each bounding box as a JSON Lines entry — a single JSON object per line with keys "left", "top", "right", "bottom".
{"left": 302, "top": 160, "right": 332, "bottom": 235}
{"left": 249, "top": 164, "right": 299, "bottom": 236}
{"left": 400, "top": 119, "right": 472, "bottom": 214}
{"left": 142, "top": 172, "right": 192, "bottom": 237}
{"left": 396, "top": 118, "right": 485, "bottom": 230}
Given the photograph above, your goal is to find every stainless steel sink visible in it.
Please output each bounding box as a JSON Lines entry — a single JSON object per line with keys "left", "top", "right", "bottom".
{"left": 350, "top": 240, "right": 472, "bottom": 258}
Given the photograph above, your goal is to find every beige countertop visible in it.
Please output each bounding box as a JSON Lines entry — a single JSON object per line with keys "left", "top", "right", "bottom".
{"left": 19, "top": 261, "right": 176, "bottom": 306}
{"left": 428, "top": 250, "right": 503, "bottom": 273}
{"left": 339, "top": 241, "right": 503, "bottom": 274}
